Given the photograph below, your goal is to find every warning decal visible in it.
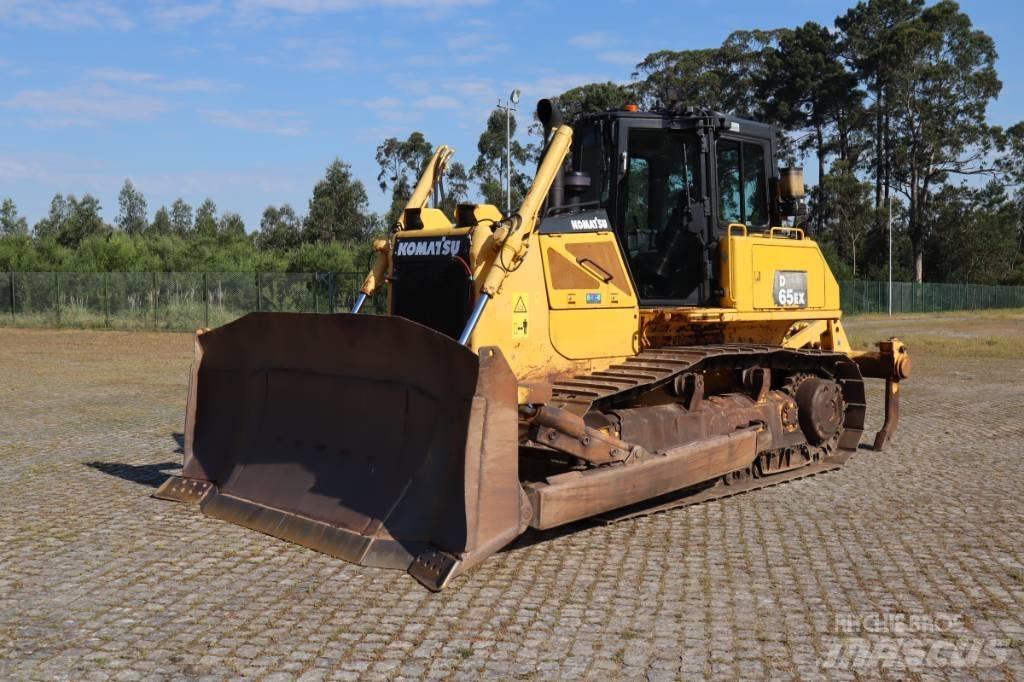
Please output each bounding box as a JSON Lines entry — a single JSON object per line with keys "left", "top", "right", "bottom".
{"left": 512, "top": 293, "right": 529, "bottom": 337}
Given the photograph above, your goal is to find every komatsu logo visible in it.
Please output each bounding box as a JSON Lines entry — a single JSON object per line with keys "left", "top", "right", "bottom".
{"left": 395, "top": 237, "right": 463, "bottom": 258}
{"left": 569, "top": 217, "right": 609, "bottom": 231}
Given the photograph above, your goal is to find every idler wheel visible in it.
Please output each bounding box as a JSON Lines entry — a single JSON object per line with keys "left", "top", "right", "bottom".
{"left": 795, "top": 378, "right": 845, "bottom": 445}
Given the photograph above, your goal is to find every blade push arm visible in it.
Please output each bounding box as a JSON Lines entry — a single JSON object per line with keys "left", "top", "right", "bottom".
{"left": 353, "top": 145, "right": 455, "bottom": 312}
{"left": 458, "top": 124, "right": 573, "bottom": 344}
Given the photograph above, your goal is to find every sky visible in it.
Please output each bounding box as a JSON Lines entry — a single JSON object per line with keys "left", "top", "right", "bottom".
{"left": 0, "top": 0, "right": 1021, "bottom": 232}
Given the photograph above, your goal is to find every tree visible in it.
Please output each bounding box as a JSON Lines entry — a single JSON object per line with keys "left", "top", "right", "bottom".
{"left": 150, "top": 206, "right": 172, "bottom": 235}
{"left": 257, "top": 204, "right": 303, "bottom": 250}
{"left": 376, "top": 132, "right": 434, "bottom": 226}
{"left": 303, "top": 158, "right": 370, "bottom": 243}
{"left": 472, "top": 108, "right": 530, "bottom": 209}
{"left": 836, "top": 0, "right": 925, "bottom": 216}
{"left": 883, "top": 0, "right": 1002, "bottom": 281}
{"left": 195, "top": 199, "right": 218, "bottom": 237}
{"left": 116, "top": 179, "right": 148, "bottom": 235}
{"left": 218, "top": 212, "right": 246, "bottom": 239}
{"left": 170, "top": 198, "right": 193, "bottom": 237}
{"left": 58, "top": 194, "right": 108, "bottom": 247}
{"left": 759, "top": 22, "right": 865, "bottom": 206}
{"left": 552, "top": 82, "right": 635, "bottom": 125}
{"left": 34, "top": 193, "right": 72, "bottom": 240}
{"left": 996, "top": 121, "right": 1024, "bottom": 279}
{"left": 813, "top": 165, "right": 876, "bottom": 276}
{"left": 633, "top": 30, "right": 782, "bottom": 116}
{"left": 926, "top": 182, "right": 1018, "bottom": 284}
{"left": 438, "top": 161, "right": 470, "bottom": 216}
{"left": 0, "top": 198, "right": 29, "bottom": 236}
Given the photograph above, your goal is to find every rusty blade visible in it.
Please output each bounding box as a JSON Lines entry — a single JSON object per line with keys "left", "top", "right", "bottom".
{"left": 168, "top": 312, "right": 526, "bottom": 589}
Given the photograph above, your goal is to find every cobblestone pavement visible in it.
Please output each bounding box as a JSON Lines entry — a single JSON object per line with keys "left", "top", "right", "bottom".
{"left": 1, "top": 326, "right": 1022, "bottom": 681}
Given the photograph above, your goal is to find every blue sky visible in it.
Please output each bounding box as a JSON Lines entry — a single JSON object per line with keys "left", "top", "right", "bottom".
{"left": 0, "top": 0, "right": 1020, "bottom": 231}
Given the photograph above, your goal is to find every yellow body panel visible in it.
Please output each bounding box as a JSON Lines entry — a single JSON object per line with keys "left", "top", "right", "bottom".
{"left": 538, "top": 231, "right": 639, "bottom": 360}
{"left": 372, "top": 126, "right": 854, "bottom": 387}
{"left": 720, "top": 231, "right": 841, "bottom": 312}
{"left": 468, "top": 229, "right": 632, "bottom": 383}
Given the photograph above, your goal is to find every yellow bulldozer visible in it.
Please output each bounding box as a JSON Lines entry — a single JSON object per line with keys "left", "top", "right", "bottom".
{"left": 156, "top": 100, "right": 910, "bottom": 590}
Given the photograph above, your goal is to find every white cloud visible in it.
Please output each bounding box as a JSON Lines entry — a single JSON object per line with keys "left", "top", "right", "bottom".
{"left": 519, "top": 74, "right": 610, "bottom": 100}
{"left": 202, "top": 109, "right": 309, "bottom": 136}
{"left": 568, "top": 32, "right": 615, "bottom": 49}
{"left": 234, "top": 0, "right": 488, "bottom": 11}
{"left": 149, "top": 1, "right": 221, "bottom": 28}
{"left": 3, "top": 84, "right": 166, "bottom": 126}
{"left": 302, "top": 47, "right": 350, "bottom": 70}
{"left": 0, "top": 1, "right": 135, "bottom": 31}
{"left": 0, "top": 156, "right": 56, "bottom": 183}
{"left": 419, "top": 95, "right": 459, "bottom": 110}
{"left": 442, "top": 77, "right": 496, "bottom": 99}
{"left": 363, "top": 97, "right": 402, "bottom": 109}
{"left": 154, "top": 78, "right": 222, "bottom": 92}
{"left": 88, "top": 67, "right": 225, "bottom": 92}
{"left": 599, "top": 51, "right": 642, "bottom": 67}
{"left": 444, "top": 30, "right": 508, "bottom": 64}
{"left": 87, "top": 68, "right": 159, "bottom": 83}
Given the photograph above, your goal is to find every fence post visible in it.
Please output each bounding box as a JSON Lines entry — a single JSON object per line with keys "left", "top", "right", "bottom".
{"left": 313, "top": 273, "right": 320, "bottom": 313}
{"left": 152, "top": 272, "right": 158, "bottom": 329}
{"left": 203, "top": 272, "right": 210, "bottom": 328}
{"left": 54, "top": 272, "right": 61, "bottom": 327}
{"left": 256, "top": 272, "right": 263, "bottom": 312}
{"left": 328, "top": 272, "right": 336, "bottom": 313}
{"left": 103, "top": 272, "right": 110, "bottom": 328}
{"left": 8, "top": 272, "right": 14, "bottom": 324}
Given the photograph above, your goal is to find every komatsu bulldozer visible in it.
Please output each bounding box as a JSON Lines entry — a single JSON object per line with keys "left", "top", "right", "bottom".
{"left": 156, "top": 99, "right": 910, "bottom": 590}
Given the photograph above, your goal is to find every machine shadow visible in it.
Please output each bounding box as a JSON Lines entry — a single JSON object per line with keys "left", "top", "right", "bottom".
{"left": 499, "top": 519, "right": 600, "bottom": 553}
{"left": 85, "top": 460, "right": 181, "bottom": 488}
{"left": 172, "top": 432, "right": 185, "bottom": 454}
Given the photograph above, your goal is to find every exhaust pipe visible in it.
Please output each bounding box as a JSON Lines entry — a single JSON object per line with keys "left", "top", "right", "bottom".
{"left": 537, "top": 99, "right": 565, "bottom": 209}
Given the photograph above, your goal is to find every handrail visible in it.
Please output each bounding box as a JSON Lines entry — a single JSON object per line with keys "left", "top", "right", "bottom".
{"left": 769, "top": 226, "right": 804, "bottom": 240}
{"left": 727, "top": 223, "right": 747, "bottom": 237}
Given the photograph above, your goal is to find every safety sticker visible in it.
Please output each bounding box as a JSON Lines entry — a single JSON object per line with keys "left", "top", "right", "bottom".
{"left": 512, "top": 293, "right": 529, "bottom": 337}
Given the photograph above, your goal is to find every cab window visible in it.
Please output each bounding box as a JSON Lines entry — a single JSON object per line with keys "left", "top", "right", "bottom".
{"left": 717, "top": 139, "right": 767, "bottom": 226}
{"left": 573, "top": 123, "right": 607, "bottom": 205}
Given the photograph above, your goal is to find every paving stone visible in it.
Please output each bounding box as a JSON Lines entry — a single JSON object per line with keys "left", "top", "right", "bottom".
{"left": 0, "top": 327, "right": 1021, "bottom": 680}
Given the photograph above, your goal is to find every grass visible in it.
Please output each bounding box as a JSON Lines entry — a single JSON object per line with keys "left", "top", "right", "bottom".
{"left": 844, "top": 309, "right": 1024, "bottom": 359}
{"left": 1, "top": 299, "right": 1020, "bottom": 359}
{"left": 0, "top": 301, "right": 247, "bottom": 331}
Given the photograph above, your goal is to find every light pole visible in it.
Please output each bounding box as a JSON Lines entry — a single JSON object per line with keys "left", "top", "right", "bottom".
{"left": 888, "top": 194, "right": 893, "bottom": 316}
{"left": 497, "top": 88, "right": 520, "bottom": 213}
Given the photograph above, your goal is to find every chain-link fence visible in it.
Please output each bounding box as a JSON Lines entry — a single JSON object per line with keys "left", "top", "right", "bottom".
{"left": 0, "top": 272, "right": 383, "bottom": 331}
{"left": 1, "top": 272, "right": 1022, "bottom": 330}
{"left": 840, "top": 280, "right": 1024, "bottom": 315}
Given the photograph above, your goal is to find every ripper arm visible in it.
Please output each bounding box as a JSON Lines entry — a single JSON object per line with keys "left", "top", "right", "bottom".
{"left": 851, "top": 338, "right": 911, "bottom": 451}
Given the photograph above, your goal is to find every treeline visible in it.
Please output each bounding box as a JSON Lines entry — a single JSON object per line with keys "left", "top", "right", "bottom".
{"left": 2, "top": 0, "right": 1022, "bottom": 285}
{"left": 0, "top": 160, "right": 377, "bottom": 274}
{"left": 549, "top": 0, "right": 1024, "bottom": 285}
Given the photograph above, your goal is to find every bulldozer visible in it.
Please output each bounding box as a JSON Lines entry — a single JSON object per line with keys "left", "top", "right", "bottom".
{"left": 156, "top": 99, "right": 910, "bottom": 591}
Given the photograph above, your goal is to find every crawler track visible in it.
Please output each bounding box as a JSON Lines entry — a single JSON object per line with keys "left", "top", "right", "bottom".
{"left": 596, "top": 450, "right": 853, "bottom": 524}
{"left": 539, "top": 344, "right": 867, "bottom": 522}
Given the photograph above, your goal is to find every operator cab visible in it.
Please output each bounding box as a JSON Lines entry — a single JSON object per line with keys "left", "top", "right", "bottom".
{"left": 548, "top": 104, "right": 802, "bottom": 307}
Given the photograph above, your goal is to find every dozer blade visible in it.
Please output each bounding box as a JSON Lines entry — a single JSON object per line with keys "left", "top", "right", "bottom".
{"left": 155, "top": 312, "right": 527, "bottom": 590}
